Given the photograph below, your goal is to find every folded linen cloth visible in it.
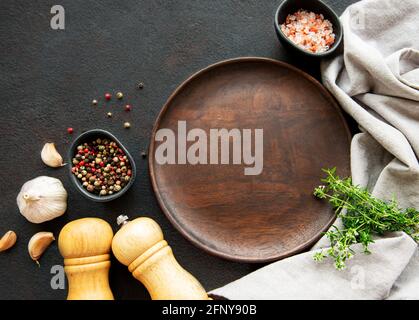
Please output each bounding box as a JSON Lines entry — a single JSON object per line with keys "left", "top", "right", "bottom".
{"left": 210, "top": 0, "right": 419, "bottom": 299}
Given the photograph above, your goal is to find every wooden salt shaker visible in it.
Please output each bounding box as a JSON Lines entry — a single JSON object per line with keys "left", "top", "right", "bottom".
{"left": 112, "top": 215, "right": 209, "bottom": 300}
{"left": 58, "top": 218, "right": 114, "bottom": 300}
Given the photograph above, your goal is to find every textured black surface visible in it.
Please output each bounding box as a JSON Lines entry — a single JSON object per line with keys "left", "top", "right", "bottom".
{"left": 0, "top": 0, "right": 357, "bottom": 300}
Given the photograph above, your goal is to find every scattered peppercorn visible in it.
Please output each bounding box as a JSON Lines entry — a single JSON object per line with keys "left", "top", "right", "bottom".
{"left": 71, "top": 137, "right": 132, "bottom": 196}
{"left": 107, "top": 112, "right": 112, "bottom": 118}
{"left": 116, "top": 92, "right": 123, "bottom": 99}
{"left": 105, "top": 93, "right": 112, "bottom": 100}
{"left": 67, "top": 127, "right": 74, "bottom": 134}
{"left": 125, "top": 104, "right": 132, "bottom": 112}
{"left": 141, "top": 151, "right": 147, "bottom": 158}
{"left": 124, "top": 122, "right": 131, "bottom": 129}
{"left": 137, "top": 82, "right": 144, "bottom": 89}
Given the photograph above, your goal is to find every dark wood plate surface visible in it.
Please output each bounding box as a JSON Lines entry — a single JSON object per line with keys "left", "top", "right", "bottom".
{"left": 149, "top": 57, "right": 351, "bottom": 263}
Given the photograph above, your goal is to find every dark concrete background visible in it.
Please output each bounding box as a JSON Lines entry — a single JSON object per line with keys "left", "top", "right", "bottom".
{"left": 0, "top": 0, "right": 357, "bottom": 300}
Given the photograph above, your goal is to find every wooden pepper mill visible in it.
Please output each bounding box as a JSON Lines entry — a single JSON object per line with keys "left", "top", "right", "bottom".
{"left": 58, "top": 217, "right": 114, "bottom": 300}
{"left": 112, "top": 215, "right": 209, "bottom": 300}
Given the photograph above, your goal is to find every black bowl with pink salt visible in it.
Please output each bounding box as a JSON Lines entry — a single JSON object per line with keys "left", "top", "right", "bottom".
{"left": 274, "top": 0, "right": 343, "bottom": 58}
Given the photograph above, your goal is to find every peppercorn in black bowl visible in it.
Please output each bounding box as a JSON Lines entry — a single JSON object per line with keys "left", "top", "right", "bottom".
{"left": 68, "top": 129, "right": 136, "bottom": 202}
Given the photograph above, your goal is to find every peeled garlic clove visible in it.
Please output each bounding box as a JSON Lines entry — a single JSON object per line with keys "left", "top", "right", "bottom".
{"left": 0, "top": 231, "right": 17, "bottom": 252}
{"left": 28, "top": 232, "right": 55, "bottom": 262}
{"left": 41, "top": 143, "right": 65, "bottom": 167}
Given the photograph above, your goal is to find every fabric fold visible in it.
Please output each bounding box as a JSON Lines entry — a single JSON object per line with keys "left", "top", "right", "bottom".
{"left": 210, "top": 232, "right": 417, "bottom": 300}
{"left": 211, "top": 0, "right": 419, "bottom": 300}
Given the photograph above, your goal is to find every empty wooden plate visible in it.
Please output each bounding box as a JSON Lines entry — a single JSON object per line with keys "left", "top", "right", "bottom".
{"left": 149, "top": 57, "right": 351, "bottom": 263}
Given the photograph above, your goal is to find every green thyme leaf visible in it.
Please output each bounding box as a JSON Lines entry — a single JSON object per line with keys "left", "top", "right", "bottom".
{"left": 313, "top": 168, "right": 419, "bottom": 270}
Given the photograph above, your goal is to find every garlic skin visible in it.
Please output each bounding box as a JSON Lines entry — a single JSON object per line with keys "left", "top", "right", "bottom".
{"left": 28, "top": 231, "right": 55, "bottom": 262}
{"left": 41, "top": 143, "right": 65, "bottom": 167}
{"left": 17, "top": 176, "right": 68, "bottom": 223}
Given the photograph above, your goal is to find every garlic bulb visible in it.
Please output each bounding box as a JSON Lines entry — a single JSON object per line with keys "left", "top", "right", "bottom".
{"left": 41, "top": 143, "right": 65, "bottom": 167}
{"left": 17, "top": 176, "right": 68, "bottom": 223}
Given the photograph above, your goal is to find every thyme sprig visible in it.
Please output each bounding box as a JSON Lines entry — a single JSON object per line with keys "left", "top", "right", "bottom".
{"left": 313, "top": 168, "right": 419, "bottom": 270}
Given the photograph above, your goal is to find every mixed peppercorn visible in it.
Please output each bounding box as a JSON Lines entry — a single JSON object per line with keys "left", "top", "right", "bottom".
{"left": 68, "top": 84, "right": 145, "bottom": 135}
{"left": 71, "top": 138, "right": 132, "bottom": 196}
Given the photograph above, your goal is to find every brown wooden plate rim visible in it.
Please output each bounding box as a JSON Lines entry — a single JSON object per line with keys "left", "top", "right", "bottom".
{"left": 148, "top": 57, "right": 351, "bottom": 263}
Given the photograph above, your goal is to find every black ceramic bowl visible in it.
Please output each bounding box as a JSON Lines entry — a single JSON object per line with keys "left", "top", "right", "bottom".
{"left": 274, "top": 0, "right": 343, "bottom": 58}
{"left": 68, "top": 129, "right": 137, "bottom": 202}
